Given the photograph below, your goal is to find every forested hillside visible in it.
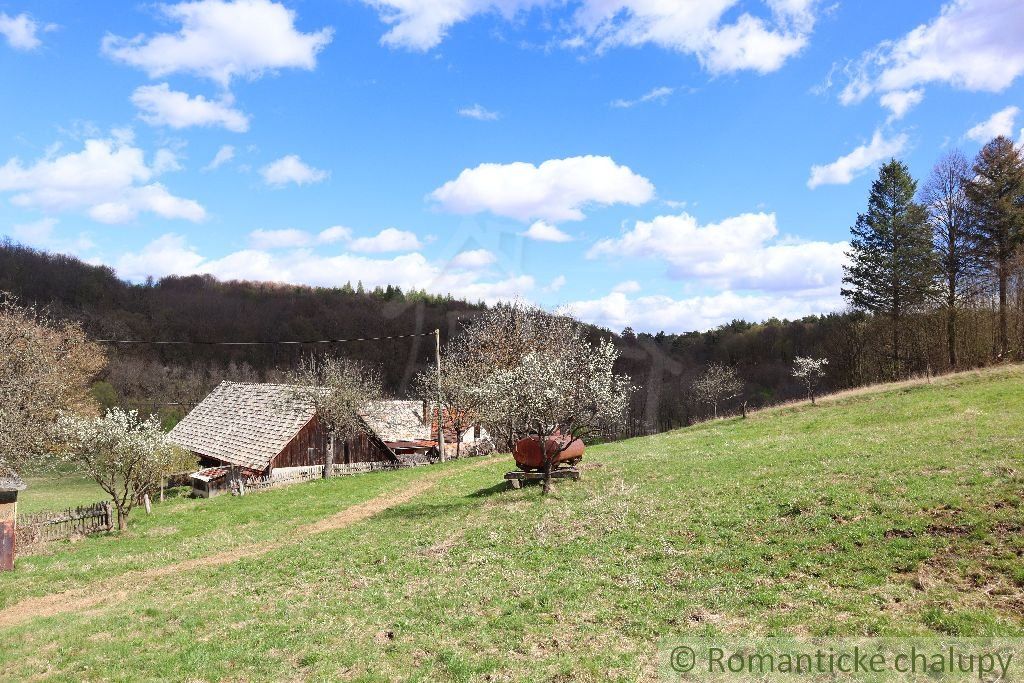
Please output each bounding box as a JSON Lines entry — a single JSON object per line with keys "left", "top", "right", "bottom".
{"left": 1, "top": 239, "right": 1020, "bottom": 432}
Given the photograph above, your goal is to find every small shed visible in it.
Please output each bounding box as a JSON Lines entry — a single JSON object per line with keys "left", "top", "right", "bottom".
{"left": 0, "top": 466, "right": 26, "bottom": 572}
{"left": 169, "top": 382, "right": 439, "bottom": 495}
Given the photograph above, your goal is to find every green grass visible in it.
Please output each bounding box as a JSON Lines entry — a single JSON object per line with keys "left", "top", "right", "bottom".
{"left": 17, "top": 470, "right": 107, "bottom": 515}
{"left": 2, "top": 365, "right": 1024, "bottom": 681}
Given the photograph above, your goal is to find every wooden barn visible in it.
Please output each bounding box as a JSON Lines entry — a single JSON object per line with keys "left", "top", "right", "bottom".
{"left": 168, "top": 382, "right": 438, "bottom": 497}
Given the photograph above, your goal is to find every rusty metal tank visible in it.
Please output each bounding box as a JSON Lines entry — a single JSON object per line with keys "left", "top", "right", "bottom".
{"left": 513, "top": 434, "right": 584, "bottom": 471}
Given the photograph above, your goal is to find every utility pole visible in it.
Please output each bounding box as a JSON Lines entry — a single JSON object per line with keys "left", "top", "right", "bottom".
{"left": 435, "top": 328, "right": 446, "bottom": 461}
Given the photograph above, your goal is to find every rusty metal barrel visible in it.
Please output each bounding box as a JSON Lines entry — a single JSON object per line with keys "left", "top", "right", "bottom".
{"left": 513, "top": 434, "right": 584, "bottom": 471}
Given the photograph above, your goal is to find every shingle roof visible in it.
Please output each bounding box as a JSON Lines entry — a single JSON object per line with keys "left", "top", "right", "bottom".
{"left": 360, "top": 400, "right": 431, "bottom": 442}
{"left": 169, "top": 384, "right": 432, "bottom": 471}
{"left": 168, "top": 381, "right": 315, "bottom": 471}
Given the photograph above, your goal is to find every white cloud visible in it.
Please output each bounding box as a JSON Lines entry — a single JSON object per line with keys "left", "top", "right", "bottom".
{"left": 317, "top": 225, "right": 352, "bottom": 243}
{"left": 613, "top": 280, "right": 641, "bottom": 293}
{"left": 102, "top": 0, "right": 333, "bottom": 86}
{"left": 545, "top": 274, "right": 567, "bottom": 292}
{"left": 249, "top": 228, "right": 312, "bottom": 249}
{"left": 566, "top": 289, "right": 845, "bottom": 334}
{"left": 450, "top": 248, "right": 497, "bottom": 269}
{"left": 807, "top": 129, "right": 908, "bottom": 189}
{"left": 611, "top": 86, "right": 674, "bottom": 109}
{"left": 879, "top": 89, "right": 924, "bottom": 122}
{"left": 588, "top": 211, "right": 848, "bottom": 293}
{"left": 841, "top": 0, "right": 1024, "bottom": 104}
{"left": 965, "top": 106, "right": 1020, "bottom": 143}
{"left": 203, "top": 145, "right": 235, "bottom": 171}
{"left": 132, "top": 84, "right": 250, "bottom": 132}
{"left": 153, "top": 148, "right": 183, "bottom": 174}
{"left": 0, "top": 136, "right": 206, "bottom": 223}
{"left": 521, "top": 220, "right": 573, "bottom": 242}
{"left": 115, "top": 233, "right": 534, "bottom": 304}
{"left": 349, "top": 227, "right": 422, "bottom": 253}
{"left": 0, "top": 12, "right": 49, "bottom": 50}
{"left": 363, "top": 1, "right": 816, "bottom": 74}
{"left": 458, "top": 104, "right": 500, "bottom": 120}
{"left": 431, "top": 155, "right": 654, "bottom": 223}
{"left": 260, "top": 154, "right": 328, "bottom": 187}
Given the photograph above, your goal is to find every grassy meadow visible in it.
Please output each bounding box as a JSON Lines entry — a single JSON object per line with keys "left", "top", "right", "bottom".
{"left": 2, "top": 365, "right": 1023, "bottom": 681}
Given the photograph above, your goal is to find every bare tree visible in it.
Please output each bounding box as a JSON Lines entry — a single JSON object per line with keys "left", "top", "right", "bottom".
{"left": 58, "top": 409, "right": 195, "bottom": 530}
{"left": 920, "top": 150, "right": 983, "bottom": 368}
{"left": 691, "top": 364, "right": 743, "bottom": 418}
{"left": 288, "top": 355, "right": 384, "bottom": 469}
{"left": 792, "top": 356, "right": 829, "bottom": 404}
{"left": 468, "top": 305, "right": 632, "bottom": 494}
{"left": 414, "top": 346, "right": 485, "bottom": 459}
{"left": 0, "top": 295, "right": 106, "bottom": 476}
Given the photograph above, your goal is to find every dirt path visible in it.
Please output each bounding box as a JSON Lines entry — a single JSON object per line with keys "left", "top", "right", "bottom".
{"left": 0, "top": 461, "right": 488, "bottom": 630}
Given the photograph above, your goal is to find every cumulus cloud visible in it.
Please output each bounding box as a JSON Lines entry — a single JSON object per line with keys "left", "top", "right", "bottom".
{"left": 102, "top": 0, "right": 333, "bottom": 86}
{"left": 203, "top": 145, "right": 235, "bottom": 171}
{"left": 588, "top": 211, "right": 848, "bottom": 293}
{"left": 879, "top": 89, "right": 924, "bottom": 122}
{"left": 0, "top": 136, "right": 205, "bottom": 223}
{"left": 431, "top": 155, "right": 654, "bottom": 223}
{"left": 450, "top": 248, "right": 497, "bottom": 269}
{"left": 363, "top": 1, "right": 816, "bottom": 74}
{"left": 261, "top": 154, "right": 328, "bottom": 187}
{"left": 807, "top": 129, "right": 908, "bottom": 189}
{"left": 132, "top": 84, "right": 250, "bottom": 132}
{"left": 611, "top": 86, "right": 674, "bottom": 109}
{"left": 247, "top": 225, "right": 356, "bottom": 249}
{"left": 612, "top": 280, "right": 641, "bottom": 293}
{"left": 965, "top": 106, "right": 1020, "bottom": 143}
{"left": 521, "top": 220, "right": 573, "bottom": 242}
{"left": 458, "top": 104, "right": 500, "bottom": 120}
{"left": 841, "top": 0, "right": 1024, "bottom": 105}
{"left": 115, "top": 233, "right": 533, "bottom": 304}
{"left": 566, "top": 289, "right": 845, "bottom": 334}
{"left": 349, "top": 227, "right": 422, "bottom": 253}
{"left": 0, "top": 11, "right": 52, "bottom": 50}
{"left": 249, "top": 228, "right": 312, "bottom": 249}
{"left": 318, "top": 225, "right": 352, "bottom": 243}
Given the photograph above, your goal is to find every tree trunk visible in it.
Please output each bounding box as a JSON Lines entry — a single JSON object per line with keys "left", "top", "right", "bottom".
{"left": 541, "top": 436, "right": 552, "bottom": 495}
{"left": 999, "top": 266, "right": 1009, "bottom": 359}
{"left": 892, "top": 311, "right": 901, "bottom": 379}
{"left": 947, "top": 304, "right": 957, "bottom": 369}
{"left": 116, "top": 504, "right": 128, "bottom": 531}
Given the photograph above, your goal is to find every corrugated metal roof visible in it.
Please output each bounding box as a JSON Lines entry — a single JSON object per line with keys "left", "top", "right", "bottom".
{"left": 169, "top": 381, "right": 315, "bottom": 471}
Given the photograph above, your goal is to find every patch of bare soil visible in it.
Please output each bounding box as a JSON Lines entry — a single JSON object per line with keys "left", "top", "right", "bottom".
{"left": 0, "top": 462, "right": 490, "bottom": 629}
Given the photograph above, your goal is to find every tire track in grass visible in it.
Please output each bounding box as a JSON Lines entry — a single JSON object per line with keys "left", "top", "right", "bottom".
{"left": 0, "top": 459, "right": 496, "bottom": 629}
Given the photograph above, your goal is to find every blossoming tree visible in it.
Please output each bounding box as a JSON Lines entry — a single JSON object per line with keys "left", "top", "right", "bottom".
{"left": 58, "top": 409, "right": 195, "bottom": 530}
{"left": 792, "top": 356, "right": 829, "bottom": 404}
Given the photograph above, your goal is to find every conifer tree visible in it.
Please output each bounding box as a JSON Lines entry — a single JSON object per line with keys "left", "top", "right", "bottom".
{"left": 965, "top": 136, "right": 1024, "bottom": 359}
{"left": 842, "top": 159, "right": 935, "bottom": 377}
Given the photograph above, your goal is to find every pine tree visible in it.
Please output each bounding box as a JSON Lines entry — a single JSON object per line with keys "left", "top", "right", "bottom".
{"left": 842, "top": 159, "right": 935, "bottom": 377}
{"left": 920, "top": 150, "right": 982, "bottom": 369}
{"left": 965, "top": 136, "right": 1024, "bottom": 359}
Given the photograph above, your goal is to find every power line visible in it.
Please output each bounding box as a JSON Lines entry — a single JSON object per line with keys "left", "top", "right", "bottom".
{"left": 92, "top": 331, "right": 437, "bottom": 346}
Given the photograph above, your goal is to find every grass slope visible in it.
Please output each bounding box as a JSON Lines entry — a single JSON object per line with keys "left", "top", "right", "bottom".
{"left": 2, "top": 366, "right": 1024, "bottom": 681}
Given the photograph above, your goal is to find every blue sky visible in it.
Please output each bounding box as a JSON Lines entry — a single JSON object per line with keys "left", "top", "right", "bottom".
{"left": 1, "top": 0, "right": 1022, "bottom": 333}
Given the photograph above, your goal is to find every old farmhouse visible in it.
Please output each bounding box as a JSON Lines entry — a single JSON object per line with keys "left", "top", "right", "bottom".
{"left": 169, "top": 381, "right": 438, "bottom": 496}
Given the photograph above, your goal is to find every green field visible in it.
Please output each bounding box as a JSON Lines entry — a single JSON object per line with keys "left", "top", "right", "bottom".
{"left": 2, "top": 366, "right": 1023, "bottom": 681}
{"left": 17, "top": 470, "right": 107, "bottom": 515}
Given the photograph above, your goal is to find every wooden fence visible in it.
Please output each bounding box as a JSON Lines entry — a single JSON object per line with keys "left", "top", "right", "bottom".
{"left": 242, "top": 466, "right": 324, "bottom": 493}
{"left": 16, "top": 502, "right": 113, "bottom": 546}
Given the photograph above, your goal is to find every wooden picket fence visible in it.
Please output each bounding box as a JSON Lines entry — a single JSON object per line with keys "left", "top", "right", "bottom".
{"left": 16, "top": 501, "right": 113, "bottom": 546}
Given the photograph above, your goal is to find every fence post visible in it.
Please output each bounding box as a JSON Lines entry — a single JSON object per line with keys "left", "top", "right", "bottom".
{"left": 103, "top": 501, "right": 114, "bottom": 531}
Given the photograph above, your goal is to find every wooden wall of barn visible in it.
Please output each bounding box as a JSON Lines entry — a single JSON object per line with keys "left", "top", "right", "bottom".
{"left": 269, "top": 417, "right": 394, "bottom": 470}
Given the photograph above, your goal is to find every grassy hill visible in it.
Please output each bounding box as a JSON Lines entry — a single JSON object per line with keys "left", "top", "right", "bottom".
{"left": 2, "top": 366, "right": 1024, "bottom": 681}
